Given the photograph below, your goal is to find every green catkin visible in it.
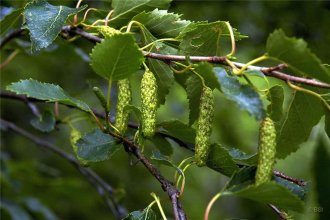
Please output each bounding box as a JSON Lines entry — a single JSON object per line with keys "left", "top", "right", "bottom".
{"left": 97, "top": 26, "right": 120, "bottom": 38}
{"left": 115, "top": 78, "right": 132, "bottom": 135}
{"left": 255, "top": 117, "right": 277, "bottom": 186}
{"left": 93, "top": 87, "right": 109, "bottom": 112}
{"left": 141, "top": 70, "right": 158, "bottom": 137}
{"left": 195, "top": 86, "right": 214, "bottom": 167}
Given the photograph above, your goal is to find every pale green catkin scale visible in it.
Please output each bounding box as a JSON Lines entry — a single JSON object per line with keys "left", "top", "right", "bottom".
{"left": 255, "top": 117, "right": 277, "bottom": 186}
{"left": 141, "top": 70, "right": 158, "bottom": 137}
{"left": 195, "top": 86, "right": 214, "bottom": 167}
{"left": 115, "top": 79, "right": 132, "bottom": 135}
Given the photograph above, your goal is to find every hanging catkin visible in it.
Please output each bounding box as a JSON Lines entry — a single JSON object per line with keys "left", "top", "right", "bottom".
{"left": 255, "top": 117, "right": 276, "bottom": 186}
{"left": 141, "top": 69, "right": 158, "bottom": 137}
{"left": 115, "top": 78, "right": 132, "bottom": 135}
{"left": 195, "top": 86, "right": 214, "bottom": 167}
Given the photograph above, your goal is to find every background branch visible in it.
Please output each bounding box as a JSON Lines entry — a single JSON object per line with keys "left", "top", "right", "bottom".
{"left": 0, "top": 118, "right": 126, "bottom": 220}
{"left": 0, "top": 91, "right": 307, "bottom": 189}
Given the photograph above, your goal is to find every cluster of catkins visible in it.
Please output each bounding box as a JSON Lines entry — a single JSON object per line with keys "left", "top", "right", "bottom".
{"left": 101, "top": 26, "right": 277, "bottom": 182}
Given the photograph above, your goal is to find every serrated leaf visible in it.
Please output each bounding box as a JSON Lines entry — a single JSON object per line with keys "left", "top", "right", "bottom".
{"left": 276, "top": 91, "right": 323, "bottom": 158}
{"left": 266, "top": 29, "right": 330, "bottom": 84}
{"left": 110, "top": 0, "right": 171, "bottom": 28}
{"left": 123, "top": 207, "right": 157, "bottom": 220}
{"left": 267, "top": 85, "right": 284, "bottom": 123}
{"left": 90, "top": 33, "right": 144, "bottom": 81}
{"left": 148, "top": 134, "right": 173, "bottom": 156}
{"left": 214, "top": 67, "right": 266, "bottom": 121}
{"left": 76, "top": 128, "right": 121, "bottom": 162}
{"left": 206, "top": 144, "right": 239, "bottom": 176}
{"left": 24, "top": 0, "right": 87, "bottom": 52}
{"left": 224, "top": 181, "right": 304, "bottom": 212}
{"left": 179, "top": 21, "right": 246, "bottom": 56}
{"left": 133, "top": 9, "right": 190, "bottom": 38}
{"left": 6, "top": 79, "right": 90, "bottom": 112}
{"left": 158, "top": 120, "right": 196, "bottom": 143}
{"left": 30, "top": 110, "right": 55, "bottom": 132}
{"left": 0, "top": 7, "right": 24, "bottom": 36}
{"left": 313, "top": 135, "right": 330, "bottom": 219}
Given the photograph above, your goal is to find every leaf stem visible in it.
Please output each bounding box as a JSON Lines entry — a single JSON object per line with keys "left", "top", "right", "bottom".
{"left": 225, "top": 22, "right": 236, "bottom": 57}
{"left": 151, "top": 193, "right": 168, "bottom": 220}
{"left": 234, "top": 55, "right": 269, "bottom": 75}
{"left": 204, "top": 192, "right": 222, "bottom": 220}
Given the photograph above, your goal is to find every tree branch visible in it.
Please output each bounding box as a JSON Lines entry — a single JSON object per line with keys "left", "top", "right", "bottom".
{"left": 0, "top": 90, "right": 307, "bottom": 189}
{"left": 0, "top": 118, "right": 126, "bottom": 220}
{"left": 2, "top": 26, "right": 329, "bottom": 89}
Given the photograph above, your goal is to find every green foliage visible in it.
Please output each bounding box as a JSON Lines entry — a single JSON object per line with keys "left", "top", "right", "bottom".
{"left": 276, "top": 91, "right": 324, "bottom": 158}
{"left": 132, "top": 9, "right": 191, "bottom": 38}
{"left": 30, "top": 110, "right": 55, "bottom": 132}
{"left": 157, "top": 120, "right": 196, "bottom": 143}
{"left": 123, "top": 208, "right": 157, "bottom": 220}
{"left": 267, "top": 29, "right": 330, "bottom": 84}
{"left": 76, "top": 128, "right": 121, "bottom": 162}
{"left": 0, "top": 7, "right": 23, "bottom": 35}
{"left": 6, "top": 79, "right": 90, "bottom": 112}
{"left": 24, "top": 0, "right": 87, "bottom": 52}
{"left": 206, "top": 144, "right": 239, "bottom": 176}
{"left": 90, "top": 33, "right": 144, "bottom": 81}
{"left": 179, "top": 21, "right": 245, "bottom": 56}
{"left": 313, "top": 135, "right": 330, "bottom": 219}
{"left": 267, "top": 85, "right": 284, "bottom": 123}
{"left": 110, "top": 0, "right": 171, "bottom": 27}
{"left": 214, "top": 67, "right": 266, "bottom": 121}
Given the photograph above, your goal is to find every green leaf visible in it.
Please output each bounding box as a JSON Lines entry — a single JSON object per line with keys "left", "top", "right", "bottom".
{"left": 30, "top": 110, "right": 56, "bottom": 132}
{"left": 325, "top": 108, "right": 330, "bottom": 139}
{"left": 185, "top": 74, "right": 203, "bottom": 125}
{"left": 313, "top": 134, "right": 330, "bottom": 219}
{"left": 24, "top": 0, "right": 87, "bottom": 53}
{"left": 206, "top": 144, "right": 239, "bottom": 177}
{"left": 266, "top": 29, "right": 330, "bottom": 84}
{"left": 90, "top": 33, "right": 144, "bottom": 81}
{"left": 133, "top": 9, "right": 190, "bottom": 38}
{"left": 123, "top": 208, "right": 157, "bottom": 220}
{"left": 214, "top": 67, "right": 266, "bottom": 121}
{"left": 110, "top": 0, "right": 171, "bottom": 27}
{"left": 267, "top": 85, "right": 284, "bottom": 123}
{"left": 228, "top": 148, "right": 258, "bottom": 166}
{"left": 76, "top": 128, "right": 121, "bottom": 162}
{"left": 148, "top": 134, "right": 173, "bottom": 156}
{"left": 195, "top": 62, "right": 221, "bottom": 90}
{"left": 179, "top": 21, "right": 246, "bottom": 56}
{"left": 276, "top": 91, "right": 323, "bottom": 158}
{"left": 150, "top": 151, "right": 183, "bottom": 176}
{"left": 6, "top": 79, "right": 90, "bottom": 112}
{"left": 273, "top": 176, "right": 307, "bottom": 200}
{"left": 158, "top": 120, "right": 196, "bottom": 143}
{"left": 224, "top": 182, "right": 304, "bottom": 212}
{"left": 0, "top": 7, "right": 24, "bottom": 36}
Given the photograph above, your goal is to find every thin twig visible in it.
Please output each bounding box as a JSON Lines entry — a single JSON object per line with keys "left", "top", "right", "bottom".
{"left": 268, "top": 204, "right": 287, "bottom": 220}
{"left": 273, "top": 170, "right": 306, "bottom": 187}
{"left": 0, "top": 118, "right": 126, "bottom": 220}
{"left": 0, "top": 29, "right": 25, "bottom": 49}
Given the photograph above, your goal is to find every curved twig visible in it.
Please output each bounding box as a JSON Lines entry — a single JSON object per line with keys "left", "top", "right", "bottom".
{"left": 0, "top": 118, "right": 126, "bottom": 220}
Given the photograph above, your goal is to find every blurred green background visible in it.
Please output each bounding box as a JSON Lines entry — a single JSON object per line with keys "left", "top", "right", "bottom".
{"left": 1, "top": 0, "right": 330, "bottom": 220}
